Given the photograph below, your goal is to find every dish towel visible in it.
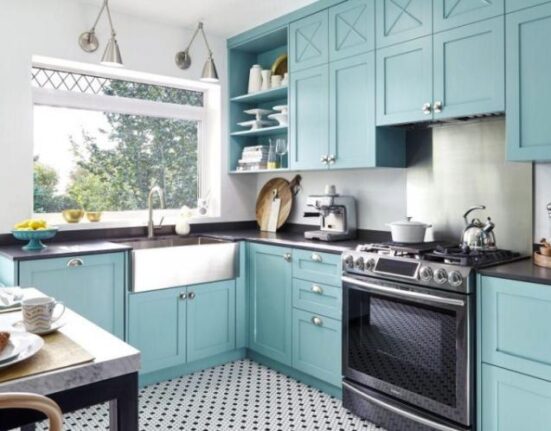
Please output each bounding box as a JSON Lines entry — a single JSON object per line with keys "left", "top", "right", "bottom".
{"left": 0, "top": 287, "right": 24, "bottom": 307}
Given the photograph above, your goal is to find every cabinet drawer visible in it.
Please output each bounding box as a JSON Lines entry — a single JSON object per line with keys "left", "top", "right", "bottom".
{"left": 292, "top": 249, "right": 341, "bottom": 285}
{"left": 292, "top": 278, "right": 341, "bottom": 320}
{"left": 482, "top": 364, "right": 551, "bottom": 431}
{"left": 292, "top": 308, "right": 341, "bottom": 387}
{"left": 480, "top": 276, "right": 551, "bottom": 381}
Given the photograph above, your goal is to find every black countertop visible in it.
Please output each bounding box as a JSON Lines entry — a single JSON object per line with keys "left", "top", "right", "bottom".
{"left": 0, "top": 241, "right": 132, "bottom": 261}
{"left": 478, "top": 257, "right": 551, "bottom": 286}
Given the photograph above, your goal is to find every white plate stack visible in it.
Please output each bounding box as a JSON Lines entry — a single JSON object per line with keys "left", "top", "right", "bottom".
{"left": 237, "top": 145, "right": 269, "bottom": 171}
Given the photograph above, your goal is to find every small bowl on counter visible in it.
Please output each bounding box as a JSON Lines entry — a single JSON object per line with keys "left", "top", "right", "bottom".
{"left": 12, "top": 228, "right": 59, "bottom": 251}
{"left": 86, "top": 211, "right": 102, "bottom": 223}
{"left": 62, "top": 209, "right": 84, "bottom": 223}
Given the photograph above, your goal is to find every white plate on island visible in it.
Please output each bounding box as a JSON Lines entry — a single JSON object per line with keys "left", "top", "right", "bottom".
{"left": 0, "top": 338, "right": 21, "bottom": 364}
{"left": 0, "top": 331, "right": 44, "bottom": 369}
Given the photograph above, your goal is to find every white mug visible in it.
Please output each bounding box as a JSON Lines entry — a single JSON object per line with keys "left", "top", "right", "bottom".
{"left": 271, "top": 75, "right": 282, "bottom": 88}
{"left": 22, "top": 297, "right": 65, "bottom": 332}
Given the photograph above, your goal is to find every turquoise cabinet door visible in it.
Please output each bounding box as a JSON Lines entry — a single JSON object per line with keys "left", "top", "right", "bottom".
{"left": 128, "top": 287, "right": 186, "bottom": 374}
{"left": 329, "top": 53, "right": 376, "bottom": 169}
{"left": 376, "top": 36, "right": 433, "bottom": 125}
{"left": 434, "top": 0, "right": 504, "bottom": 32}
{"left": 19, "top": 253, "right": 125, "bottom": 338}
{"left": 290, "top": 65, "right": 329, "bottom": 170}
{"left": 292, "top": 308, "right": 341, "bottom": 387}
{"left": 480, "top": 276, "right": 551, "bottom": 382}
{"left": 248, "top": 243, "right": 293, "bottom": 366}
{"left": 187, "top": 280, "right": 236, "bottom": 363}
{"left": 329, "top": 0, "right": 374, "bottom": 61}
{"left": 433, "top": 18, "right": 504, "bottom": 121}
{"left": 376, "top": 0, "right": 432, "bottom": 48}
{"left": 292, "top": 249, "right": 342, "bottom": 286}
{"left": 236, "top": 241, "right": 248, "bottom": 349}
{"left": 290, "top": 10, "right": 329, "bottom": 72}
{"left": 482, "top": 364, "right": 551, "bottom": 431}
{"left": 506, "top": 3, "right": 551, "bottom": 161}
{"left": 506, "top": 0, "right": 551, "bottom": 12}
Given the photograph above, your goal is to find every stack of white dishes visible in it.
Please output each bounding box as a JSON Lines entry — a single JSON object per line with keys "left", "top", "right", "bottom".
{"left": 268, "top": 105, "right": 288, "bottom": 127}
{"left": 237, "top": 145, "right": 269, "bottom": 171}
{"left": 238, "top": 108, "right": 276, "bottom": 131}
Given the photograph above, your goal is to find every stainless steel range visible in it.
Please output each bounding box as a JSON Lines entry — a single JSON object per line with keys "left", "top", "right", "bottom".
{"left": 341, "top": 242, "right": 519, "bottom": 431}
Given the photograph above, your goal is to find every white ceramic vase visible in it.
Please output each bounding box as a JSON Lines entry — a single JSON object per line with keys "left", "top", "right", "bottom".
{"left": 248, "top": 65, "right": 262, "bottom": 93}
{"left": 261, "top": 69, "right": 272, "bottom": 91}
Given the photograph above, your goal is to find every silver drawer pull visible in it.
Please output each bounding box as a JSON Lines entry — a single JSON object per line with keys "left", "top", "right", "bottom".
{"left": 311, "top": 284, "right": 323, "bottom": 295}
{"left": 311, "top": 316, "right": 323, "bottom": 326}
{"left": 311, "top": 253, "right": 322, "bottom": 263}
{"left": 67, "top": 258, "right": 84, "bottom": 268}
{"left": 283, "top": 253, "right": 292, "bottom": 262}
{"left": 179, "top": 292, "right": 187, "bottom": 300}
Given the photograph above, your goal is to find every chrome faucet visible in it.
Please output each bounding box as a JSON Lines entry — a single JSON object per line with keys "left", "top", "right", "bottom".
{"left": 147, "top": 186, "right": 165, "bottom": 239}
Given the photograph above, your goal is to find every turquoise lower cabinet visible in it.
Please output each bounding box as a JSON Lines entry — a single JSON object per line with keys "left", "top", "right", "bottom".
{"left": 128, "top": 287, "right": 186, "bottom": 374}
{"left": 290, "top": 64, "right": 329, "bottom": 170}
{"left": 506, "top": 3, "right": 551, "bottom": 161}
{"left": 433, "top": 18, "right": 504, "bottom": 121}
{"left": 433, "top": 0, "right": 504, "bottom": 33}
{"left": 482, "top": 364, "right": 551, "bottom": 431}
{"left": 292, "top": 308, "right": 341, "bottom": 387}
{"left": 480, "top": 276, "right": 551, "bottom": 381}
{"left": 376, "top": 36, "right": 433, "bottom": 126}
{"left": 19, "top": 253, "right": 125, "bottom": 338}
{"left": 292, "top": 278, "right": 341, "bottom": 320}
{"left": 187, "top": 280, "right": 236, "bottom": 363}
{"left": 248, "top": 243, "right": 293, "bottom": 366}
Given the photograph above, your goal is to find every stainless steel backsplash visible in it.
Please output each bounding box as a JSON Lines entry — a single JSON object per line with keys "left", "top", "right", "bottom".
{"left": 406, "top": 118, "right": 533, "bottom": 253}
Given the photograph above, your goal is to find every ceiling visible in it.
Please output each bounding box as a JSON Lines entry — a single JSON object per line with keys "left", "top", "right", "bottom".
{"left": 88, "top": 0, "right": 317, "bottom": 38}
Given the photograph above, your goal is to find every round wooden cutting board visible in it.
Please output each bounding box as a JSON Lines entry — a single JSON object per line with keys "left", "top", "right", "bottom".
{"left": 256, "top": 175, "right": 301, "bottom": 231}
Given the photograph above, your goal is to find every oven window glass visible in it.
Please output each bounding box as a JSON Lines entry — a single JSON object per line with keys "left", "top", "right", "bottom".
{"left": 347, "top": 289, "right": 457, "bottom": 407}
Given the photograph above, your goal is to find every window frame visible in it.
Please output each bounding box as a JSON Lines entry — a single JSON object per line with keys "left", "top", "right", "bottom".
{"left": 30, "top": 59, "right": 219, "bottom": 228}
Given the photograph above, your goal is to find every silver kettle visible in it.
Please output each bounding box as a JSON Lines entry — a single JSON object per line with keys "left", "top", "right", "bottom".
{"left": 461, "top": 205, "right": 497, "bottom": 251}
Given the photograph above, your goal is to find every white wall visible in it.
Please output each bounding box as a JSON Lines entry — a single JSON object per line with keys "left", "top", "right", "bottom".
{"left": 0, "top": 0, "right": 256, "bottom": 233}
{"left": 255, "top": 169, "right": 407, "bottom": 231}
{"left": 535, "top": 164, "right": 551, "bottom": 241}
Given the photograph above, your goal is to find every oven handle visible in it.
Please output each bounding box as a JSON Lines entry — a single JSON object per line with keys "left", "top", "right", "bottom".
{"left": 342, "top": 381, "right": 464, "bottom": 431}
{"left": 342, "top": 276, "right": 465, "bottom": 307}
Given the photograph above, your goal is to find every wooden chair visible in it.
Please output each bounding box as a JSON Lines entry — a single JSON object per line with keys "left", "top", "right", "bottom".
{"left": 0, "top": 393, "right": 63, "bottom": 430}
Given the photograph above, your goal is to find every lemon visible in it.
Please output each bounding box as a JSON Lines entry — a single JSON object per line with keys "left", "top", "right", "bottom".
{"left": 14, "top": 219, "right": 31, "bottom": 229}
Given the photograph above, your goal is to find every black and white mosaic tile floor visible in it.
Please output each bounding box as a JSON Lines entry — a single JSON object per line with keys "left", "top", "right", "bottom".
{"left": 29, "top": 359, "right": 384, "bottom": 431}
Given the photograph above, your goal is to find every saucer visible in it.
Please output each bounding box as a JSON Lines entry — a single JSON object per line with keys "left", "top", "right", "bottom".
{"left": 12, "top": 320, "right": 66, "bottom": 335}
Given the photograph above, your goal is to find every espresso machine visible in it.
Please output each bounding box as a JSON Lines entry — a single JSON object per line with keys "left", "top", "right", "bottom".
{"left": 303, "top": 186, "right": 357, "bottom": 241}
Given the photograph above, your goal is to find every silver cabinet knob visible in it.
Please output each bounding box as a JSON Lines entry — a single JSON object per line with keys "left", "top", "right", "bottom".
{"left": 283, "top": 253, "right": 292, "bottom": 262}
{"left": 179, "top": 292, "right": 187, "bottom": 300}
{"left": 433, "top": 101, "right": 443, "bottom": 113}
{"left": 67, "top": 258, "right": 84, "bottom": 268}
{"left": 422, "top": 102, "right": 432, "bottom": 115}
{"left": 320, "top": 155, "right": 328, "bottom": 165}
{"left": 327, "top": 154, "right": 336, "bottom": 164}
{"left": 188, "top": 292, "right": 196, "bottom": 300}
{"left": 311, "top": 316, "right": 323, "bottom": 326}
{"left": 311, "top": 284, "right": 323, "bottom": 295}
{"left": 311, "top": 253, "right": 322, "bottom": 263}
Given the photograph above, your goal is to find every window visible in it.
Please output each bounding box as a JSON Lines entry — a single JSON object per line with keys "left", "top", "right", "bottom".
{"left": 31, "top": 65, "right": 214, "bottom": 224}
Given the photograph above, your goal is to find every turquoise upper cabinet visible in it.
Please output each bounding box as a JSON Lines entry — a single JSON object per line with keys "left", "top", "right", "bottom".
{"left": 482, "top": 364, "right": 551, "bottom": 431}
{"left": 187, "top": 280, "right": 236, "bottom": 363}
{"left": 376, "top": 0, "right": 432, "bottom": 48}
{"left": 128, "top": 287, "right": 186, "bottom": 374}
{"left": 19, "top": 253, "right": 125, "bottom": 338}
{"left": 290, "top": 65, "right": 330, "bottom": 170}
{"left": 433, "top": 0, "right": 504, "bottom": 32}
{"left": 290, "top": 10, "right": 329, "bottom": 72}
{"left": 248, "top": 243, "right": 293, "bottom": 366}
{"left": 506, "top": 0, "right": 551, "bottom": 13}
{"left": 433, "top": 18, "right": 504, "bottom": 121}
{"left": 329, "top": 53, "right": 376, "bottom": 168}
{"left": 506, "top": 3, "right": 551, "bottom": 161}
{"left": 329, "top": 0, "right": 374, "bottom": 61}
{"left": 376, "top": 36, "right": 433, "bottom": 125}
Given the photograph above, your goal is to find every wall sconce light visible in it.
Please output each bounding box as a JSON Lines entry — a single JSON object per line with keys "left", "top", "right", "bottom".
{"left": 175, "top": 22, "right": 219, "bottom": 83}
{"left": 78, "top": 0, "right": 123, "bottom": 67}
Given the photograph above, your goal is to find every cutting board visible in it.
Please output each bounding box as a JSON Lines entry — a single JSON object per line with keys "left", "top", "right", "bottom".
{"left": 256, "top": 175, "right": 301, "bottom": 231}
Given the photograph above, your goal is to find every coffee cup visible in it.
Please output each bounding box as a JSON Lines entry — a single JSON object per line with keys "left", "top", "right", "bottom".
{"left": 22, "top": 297, "right": 65, "bottom": 333}
{"left": 271, "top": 74, "right": 282, "bottom": 88}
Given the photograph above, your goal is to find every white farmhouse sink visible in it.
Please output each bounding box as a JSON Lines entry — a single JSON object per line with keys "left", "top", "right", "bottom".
{"left": 115, "top": 236, "right": 239, "bottom": 292}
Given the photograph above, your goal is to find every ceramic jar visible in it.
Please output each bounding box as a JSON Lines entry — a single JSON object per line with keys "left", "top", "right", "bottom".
{"left": 248, "top": 65, "right": 262, "bottom": 93}
{"left": 261, "top": 69, "right": 272, "bottom": 91}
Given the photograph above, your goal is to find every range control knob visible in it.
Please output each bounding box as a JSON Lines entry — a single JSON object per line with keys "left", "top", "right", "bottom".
{"left": 343, "top": 255, "right": 354, "bottom": 270}
{"left": 448, "top": 271, "right": 464, "bottom": 288}
{"left": 434, "top": 268, "right": 448, "bottom": 285}
{"left": 419, "top": 266, "right": 433, "bottom": 281}
{"left": 365, "top": 258, "right": 376, "bottom": 271}
{"left": 354, "top": 257, "right": 365, "bottom": 271}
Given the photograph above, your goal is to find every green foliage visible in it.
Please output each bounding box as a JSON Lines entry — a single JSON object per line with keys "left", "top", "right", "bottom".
{"left": 33, "top": 160, "right": 79, "bottom": 213}
{"left": 33, "top": 80, "right": 200, "bottom": 213}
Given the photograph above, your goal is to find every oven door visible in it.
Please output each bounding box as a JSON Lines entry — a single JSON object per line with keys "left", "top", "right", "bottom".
{"left": 342, "top": 275, "right": 473, "bottom": 426}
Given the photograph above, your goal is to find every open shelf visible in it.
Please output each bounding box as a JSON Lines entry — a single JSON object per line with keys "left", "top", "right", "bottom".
{"left": 231, "top": 125, "right": 288, "bottom": 137}
{"left": 230, "top": 86, "right": 288, "bottom": 104}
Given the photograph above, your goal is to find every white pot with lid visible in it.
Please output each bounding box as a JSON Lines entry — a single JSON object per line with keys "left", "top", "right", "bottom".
{"left": 386, "top": 217, "right": 432, "bottom": 243}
